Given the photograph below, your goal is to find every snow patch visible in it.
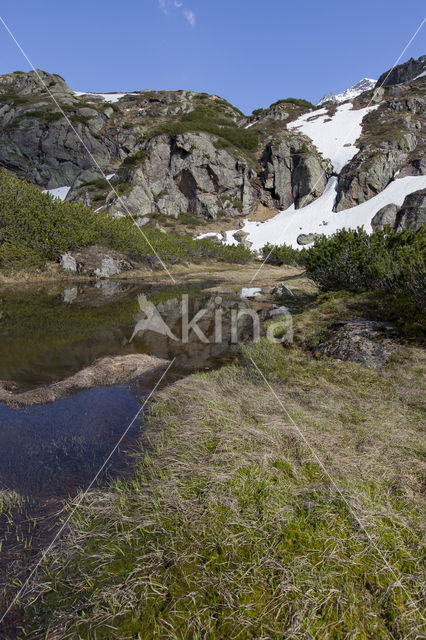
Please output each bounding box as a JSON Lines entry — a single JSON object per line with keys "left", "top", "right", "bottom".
{"left": 413, "top": 69, "right": 426, "bottom": 80}
{"left": 106, "top": 173, "right": 116, "bottom": 180}
{"left": 42, "top": 186, "right": 71, "bottom": 201}
{"left": 73, "top": 91, "right": 132, "bottom": 103}
{"left": 241, "top": 287, "right": 261, "bottom": 298}
{"left": 197, "top": 232, "right": 222, "bottom": 241}
{"left": 288, "top": 103, "right": 378, "bottom": 173}
{"left": 222, "top": 175, "right": 426, "bottom": 251}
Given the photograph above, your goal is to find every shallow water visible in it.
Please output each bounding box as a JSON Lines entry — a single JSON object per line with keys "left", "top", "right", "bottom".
{"left": 0, "top": 279, "right": 256, "bottom": 497}
{"left": 0, "top": 279, "right": 262, "bottom": 619}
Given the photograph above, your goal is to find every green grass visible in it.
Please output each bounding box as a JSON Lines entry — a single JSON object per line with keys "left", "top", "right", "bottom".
{"left": 144, "top": 104, "right": 258, "bottom": 152}
{"left": 269, "top": 97, "right": 314, "bottom": 109}
{"left": 0, "top": 170, "right": 252, "bottom": 271}
{"left": 23, "top": 304, "right": 426, "bottom": 638}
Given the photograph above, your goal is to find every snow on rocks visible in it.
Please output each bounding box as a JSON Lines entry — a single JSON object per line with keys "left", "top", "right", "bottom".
{"left": 288, "top": 103, "right": 379, "bottom": 173}
{"left": 42, "top": 186, "right": 71, "bottom": 201}
{"left": 223, "top": 174, "right": 426, "bottom": 251}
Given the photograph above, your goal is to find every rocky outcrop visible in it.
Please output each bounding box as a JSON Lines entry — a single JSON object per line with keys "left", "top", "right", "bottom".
{"left": 59, "top": 245, "right": 134, "bottom": 277}
{"left": 0, "top": 71, "right": 121, "bottom": 188}
{"left": 0, "top": 354, "right": 169, "bottom": 405}
{"left": 109, "top": 132, "right": 258, "bottom": 220}
{"left": 313, "top": 320, "right": 398, "bottom": 369}
{"left": 0, "top": 65, "right": 424, "bottom": 232}
{"left": 334, "top": 132, "right": 418, "bottom": 211}
{"left": 375, "top": 55, "right": 426, "bottom": 87}
{"left": 370, "top": 204, "right": 399, "bottom": 230}
{"left": 372, "top": 189, "right": 426, "bottom": 231}
{"left": 395, "top": 189, "right": 426, "bottom": 230}
{"left": 261, "top": 140, "right": 332, "bottom": 209}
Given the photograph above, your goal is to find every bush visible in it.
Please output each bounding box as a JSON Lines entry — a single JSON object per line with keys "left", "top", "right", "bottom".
{"left": 123, "top": 149, "right": 148, "bottom": 166}
{"left": 269, "top": 97, "right": 314, "bottom": 109}
{"left": 260, "top": 242, "right": 307, "bottom": 266}
{"left": 145, "top": 105, "right": 258, "bottom": 152}
{"left": 304, "top": 227, "right": 426, "bottom": 337}
{"left": 0, "top": 170, "right": 252, "bottom": 270}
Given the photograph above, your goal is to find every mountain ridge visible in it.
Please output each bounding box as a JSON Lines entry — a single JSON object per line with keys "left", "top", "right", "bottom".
{"left": 317, "top": 78, "right": 377, "bottom": 106}
{"left": 0, "top": 54, "right": 424, "bottom": 251}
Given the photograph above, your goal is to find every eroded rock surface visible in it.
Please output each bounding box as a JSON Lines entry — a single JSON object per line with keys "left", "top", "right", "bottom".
{"left": 313, "top": 320, "right": 399, "bottom": 369}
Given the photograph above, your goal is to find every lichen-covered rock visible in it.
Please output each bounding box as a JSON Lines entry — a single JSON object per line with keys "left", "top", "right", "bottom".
{"left": 394, "top": 189, "right": 426, "bottom": 231}
{"left": 232, "top": 230, "right": 252, "bottom": 249}
{"left": 109, "top": 132, "right": 258, "bottom": 220}
{"left": 59, "top": 253, "right": 77, "bottom": 272}
{"left": 297, "top": 233, "right": 318, "bottom": 245}
{"left": 271, "top": 283, "right": 294, "bottom": 298}
{"left": 60, "top": 245, "right": 134, "bottom": 277}
{"left": 313, "top": 320, "right": 398, "bottom": 369}
{"left": 335, "top": 133, "right": 417, "bottom": 211}
{"left": 371, "top": 189, "right": 426, "bottom": 231}
{"left": 371, "top": 203, "right": 399, "bottom": 230}
{"left": 261, "top": 139, "right": 332, "bottom": 210}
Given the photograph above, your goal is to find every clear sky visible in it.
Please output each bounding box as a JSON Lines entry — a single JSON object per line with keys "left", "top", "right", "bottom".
{"left": 0, "top": 1, "right": 424, "bottom": 114}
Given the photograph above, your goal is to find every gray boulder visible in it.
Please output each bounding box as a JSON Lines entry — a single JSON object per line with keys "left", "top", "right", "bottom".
{"left": 395, "top": 189, "right": 426, "bottom": 231}
{"left": 335, "top": 133, "right": 417, "bottom": 211}
{"left": 233, "top": 230, "right": 253, "bottom": 249}
{"left": 261, "top": 139, "right": 332, "bottom": 210}
{"left": 271, "top": 283, "right": 294, "bottom": 298}
{"left": 59, "top": 253, "right": 77, "bottom": 272}
{"left": 371, "top": 189, "right": 426, "bottom": 231}
{"left": 371, "top": 203, "right": 399, "bottom": 230}
{"left": 313, "top": 320, "right": 398, "bottom": 369}
{"left": 297, "top": 233, "right": 318, "bottom": 245}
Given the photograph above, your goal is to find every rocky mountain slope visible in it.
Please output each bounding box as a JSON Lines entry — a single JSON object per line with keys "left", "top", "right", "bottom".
{"left": 0, "top": 55, "right": 424, "bottom": 250}
{"left": 317, "top": 78, "right": 376, "bottom": 106}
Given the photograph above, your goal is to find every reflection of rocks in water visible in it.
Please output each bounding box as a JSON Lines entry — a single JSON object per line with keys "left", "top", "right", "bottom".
{"left": 94, "top": 279, "right": 124, "bottom": 297}
{"left": 0, "top": 354, "right": 168, "bottom": 405}
{"left": 0, "top": 284, "right": 262, "bottom": 391}
{"left": 62, "top": 287, "right": 78, "bottom": 304}
{"left": 132, "top": 295, "right": 259, "bottom": 370}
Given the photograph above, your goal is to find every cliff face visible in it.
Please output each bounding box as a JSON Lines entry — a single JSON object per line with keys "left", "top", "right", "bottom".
{"left": 0, "top": 58, "right": 424, "bottom": 235}
{"left": 375, "top": 55, "right": 426, "bottom": 87}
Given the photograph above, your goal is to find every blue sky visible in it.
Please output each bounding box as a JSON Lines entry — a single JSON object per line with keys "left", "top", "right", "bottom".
{"left": 0, "top": 1, "right": 424, "bottom": 114}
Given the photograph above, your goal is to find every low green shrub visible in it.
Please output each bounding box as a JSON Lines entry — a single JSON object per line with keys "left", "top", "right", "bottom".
{"left": 123, "top": 149, "right": 148, "bottom": 166}
{"left": 145, "top": 104, "right": 258, "bottom": 152}
{"left": 269, "top": 97, "right": 314, "bottom": 109}
{"left": 0, "top": 171, "right": 251, "bottom": 270}
{"left": 304, "top": 227, "right": 426, "bottom": 337}
{"left": 261, "top": 242, "right": 308, "bottom": 266}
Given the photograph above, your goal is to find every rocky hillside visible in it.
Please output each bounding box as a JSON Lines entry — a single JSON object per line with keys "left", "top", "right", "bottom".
{"left": 0, "top": 56, "right": 425, "bottom": 248}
